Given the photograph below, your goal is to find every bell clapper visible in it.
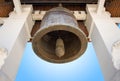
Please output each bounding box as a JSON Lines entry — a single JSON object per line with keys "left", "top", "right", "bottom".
{"left": 55, "top": 37, "right": 65, "bottom": 58}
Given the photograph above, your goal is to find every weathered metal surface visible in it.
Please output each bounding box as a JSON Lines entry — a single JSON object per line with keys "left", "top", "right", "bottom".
{"left": 32, "top": 6, "right": 88, "bottom": 63}
{"left": 31, "top": 21, "right": 88, "bottom": 39}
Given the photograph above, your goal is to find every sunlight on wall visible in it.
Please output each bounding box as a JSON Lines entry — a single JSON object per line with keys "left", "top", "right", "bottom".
{"left": 15, "top": 43, "right": 104, "bottom": 81}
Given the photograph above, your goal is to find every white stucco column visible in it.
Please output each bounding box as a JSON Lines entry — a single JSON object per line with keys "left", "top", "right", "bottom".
{"left": 0, "top": 5, "right": 34, "bottom": 81}
{"left": 96, "top": 0, "right": 105, "bottom": 14}
{"left": 13, "top": 0, "right": 22, "bottom": 14}
{"left": 85, "top": 4, "right": 120, "bottom": 81}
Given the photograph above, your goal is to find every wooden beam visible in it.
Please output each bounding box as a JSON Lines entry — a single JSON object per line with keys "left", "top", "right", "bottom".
{"left": 0, "top": 2, "right": 13, "bottom": 17}
{"left": 0, "top": 0, "right": 5, "bottom": 3}
{"left": 20, "top": 0, "right": 98, "bottom": 4}
{"left": 106, "top": 0, "right": 120, "bottom": 17}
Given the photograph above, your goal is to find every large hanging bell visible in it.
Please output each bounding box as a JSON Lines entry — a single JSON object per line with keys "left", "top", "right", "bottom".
{"left": 32, "top": 6, "right": 88, "bottom": 63}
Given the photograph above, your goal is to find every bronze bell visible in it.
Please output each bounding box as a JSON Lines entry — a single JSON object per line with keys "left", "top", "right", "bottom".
{"left": 32, "top": 6, "right": 88, "bottom": 63}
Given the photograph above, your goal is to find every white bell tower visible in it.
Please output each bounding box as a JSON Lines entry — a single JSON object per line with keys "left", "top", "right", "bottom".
{"left": 0, "top": 0, "right": 120, "bottom": 81}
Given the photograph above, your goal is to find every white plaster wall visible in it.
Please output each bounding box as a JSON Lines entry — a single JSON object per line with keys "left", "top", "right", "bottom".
{"left": 85, "top": 4, "right": 120, "bottom": 81}
{"left": 0, "top": 5, "right": 34, "bottom": 81}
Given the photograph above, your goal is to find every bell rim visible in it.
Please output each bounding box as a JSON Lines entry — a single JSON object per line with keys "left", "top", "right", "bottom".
{"left": 32, "top": 25, "right": 88, "bottom": 63}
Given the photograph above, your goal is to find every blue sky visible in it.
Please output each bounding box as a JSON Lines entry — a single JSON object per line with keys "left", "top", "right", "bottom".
{"left": 119, "top": 24, "right": 120, "bottom": 28}
{"left": 15, "top": 43, "right": 104, "bottom": 81}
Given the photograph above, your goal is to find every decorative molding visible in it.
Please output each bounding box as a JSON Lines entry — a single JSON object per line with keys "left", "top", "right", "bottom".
{"left": 112, "top": 40, "right": 120, "bottom": 70}
{"left": 0, "top": 48, "right": 8, "bottom": 69}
